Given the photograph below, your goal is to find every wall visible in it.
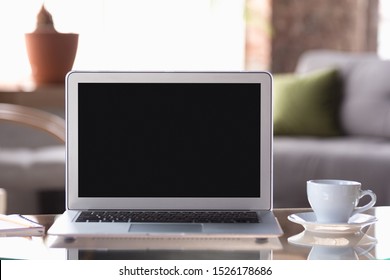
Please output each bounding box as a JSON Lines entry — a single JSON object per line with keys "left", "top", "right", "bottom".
{"left": 245, "top": 0, "right": 272, "bottom": 70}
{"left": 245, "top": 0, "right": 379, "bottom": 73}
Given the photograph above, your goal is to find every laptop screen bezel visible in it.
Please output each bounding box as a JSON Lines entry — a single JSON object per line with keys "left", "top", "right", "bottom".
{"left": 66, "top": 71, "right": 273, "bottom": 211}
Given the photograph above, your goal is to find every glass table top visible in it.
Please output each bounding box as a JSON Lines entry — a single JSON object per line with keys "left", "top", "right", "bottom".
{"left": 0, "top": 207, "right": 388, "bottom": 260}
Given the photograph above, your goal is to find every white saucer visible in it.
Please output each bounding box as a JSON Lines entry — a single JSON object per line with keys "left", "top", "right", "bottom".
{"left": 287, "top": 212, "right": 378, "bottom": 234}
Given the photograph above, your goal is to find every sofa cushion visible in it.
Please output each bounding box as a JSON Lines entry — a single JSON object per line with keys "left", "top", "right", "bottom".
{"left": 295, "top": 50, "right": 390, "bottom": 138}
{"left": 273, "top": 68, "right": 342, "bottom": 136}
{"left": 273, "top": 136, "right": 390, "bottom": 207}
{"left": 343, "top": 60, "right": 390, "bottom": 138}
{"left": 0, "top": 146, "right": 65, "bottom": 191}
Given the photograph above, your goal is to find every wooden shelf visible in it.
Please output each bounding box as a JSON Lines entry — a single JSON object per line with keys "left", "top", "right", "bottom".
{"left": 0, "top": 84, "right": 65, "bottom": 110}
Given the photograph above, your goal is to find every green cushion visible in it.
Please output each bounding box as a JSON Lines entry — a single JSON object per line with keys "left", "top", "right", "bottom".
{"left": 273, "top": 68, "right": 342, "bottom": 136}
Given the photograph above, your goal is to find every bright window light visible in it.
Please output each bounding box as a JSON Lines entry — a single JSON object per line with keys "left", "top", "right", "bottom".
{"left": 378, "top": 0, "right": 390, "bottom": 59}
{"left": 0, "top": 0, "right": 245, "bottom": 87}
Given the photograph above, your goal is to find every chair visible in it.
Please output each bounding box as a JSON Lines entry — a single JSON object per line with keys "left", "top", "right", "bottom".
{"left": 0, "top": 103, "right": 65, "bottom": 142}
{"left": 0, "top": 103, "right": 65, "bottom": 214}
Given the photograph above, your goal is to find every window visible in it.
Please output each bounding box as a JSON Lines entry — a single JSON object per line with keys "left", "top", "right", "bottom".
{"left": 378, "top": 0, "right": 390, "bottom": 59}
{"left": 0, "top": 0, "right": 245, "bottom": 87}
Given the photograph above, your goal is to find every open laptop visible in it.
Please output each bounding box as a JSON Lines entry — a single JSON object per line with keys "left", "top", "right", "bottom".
{"left": 47, "top": 71, "right": 283, "bottom": 240}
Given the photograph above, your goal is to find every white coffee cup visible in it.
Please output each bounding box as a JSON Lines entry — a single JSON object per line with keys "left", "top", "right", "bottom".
{"left": 307, "top": 179, "right": 376, "bottom": 224}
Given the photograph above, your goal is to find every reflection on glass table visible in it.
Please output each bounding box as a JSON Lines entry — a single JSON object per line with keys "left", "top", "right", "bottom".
{"left": 0, "top": 207, "right": 389, "bottom": 260}
{"left": 288, "top": 229, "right": 377, "bottom": 260}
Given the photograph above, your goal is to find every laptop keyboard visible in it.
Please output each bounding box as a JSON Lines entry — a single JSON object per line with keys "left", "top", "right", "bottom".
{"left": 75, "top": 211, "right": 260, "bottom": 223}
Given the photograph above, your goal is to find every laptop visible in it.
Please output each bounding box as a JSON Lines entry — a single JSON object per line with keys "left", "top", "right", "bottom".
{"left": 47, "top": 71, "right": 283, "bottom": 240}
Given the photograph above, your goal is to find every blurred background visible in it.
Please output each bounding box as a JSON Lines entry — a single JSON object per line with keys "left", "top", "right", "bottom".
{"left": 0, "top": 0, "right": 388, "bottom": 214}
{"left": 0, "top": 0, "right": 388, "bottom": 86}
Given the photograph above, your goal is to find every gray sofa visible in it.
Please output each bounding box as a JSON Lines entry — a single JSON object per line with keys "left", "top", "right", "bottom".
{"left": 273, "top": 50, "right": 390, "bottom": 208}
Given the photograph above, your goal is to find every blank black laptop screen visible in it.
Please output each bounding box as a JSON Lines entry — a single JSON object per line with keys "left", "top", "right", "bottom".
{"left": 78, "top": 83, "right": 261, "bottom": 198}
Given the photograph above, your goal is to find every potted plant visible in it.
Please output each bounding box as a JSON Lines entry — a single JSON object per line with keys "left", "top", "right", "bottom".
{"left": 25, "top": 5, "right": 79, "bottom": 85}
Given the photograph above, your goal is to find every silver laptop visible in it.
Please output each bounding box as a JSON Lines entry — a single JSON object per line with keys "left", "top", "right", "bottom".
{"left": 47, "top": 71, "right": 283, "bottom": 239}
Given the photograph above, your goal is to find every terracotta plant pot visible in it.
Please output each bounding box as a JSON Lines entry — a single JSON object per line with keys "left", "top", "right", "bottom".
{"left": 25, "top": 32, "right": 78, "bottom": 85}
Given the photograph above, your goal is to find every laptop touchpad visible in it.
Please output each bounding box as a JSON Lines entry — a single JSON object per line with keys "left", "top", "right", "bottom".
{"left": 129, "top": 224, "right": 203, "bottom": 233}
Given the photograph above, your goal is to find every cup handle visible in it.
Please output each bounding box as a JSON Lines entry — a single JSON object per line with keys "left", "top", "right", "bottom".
{"left": 352, "top": 189, "right": 377, "bottom": 216}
